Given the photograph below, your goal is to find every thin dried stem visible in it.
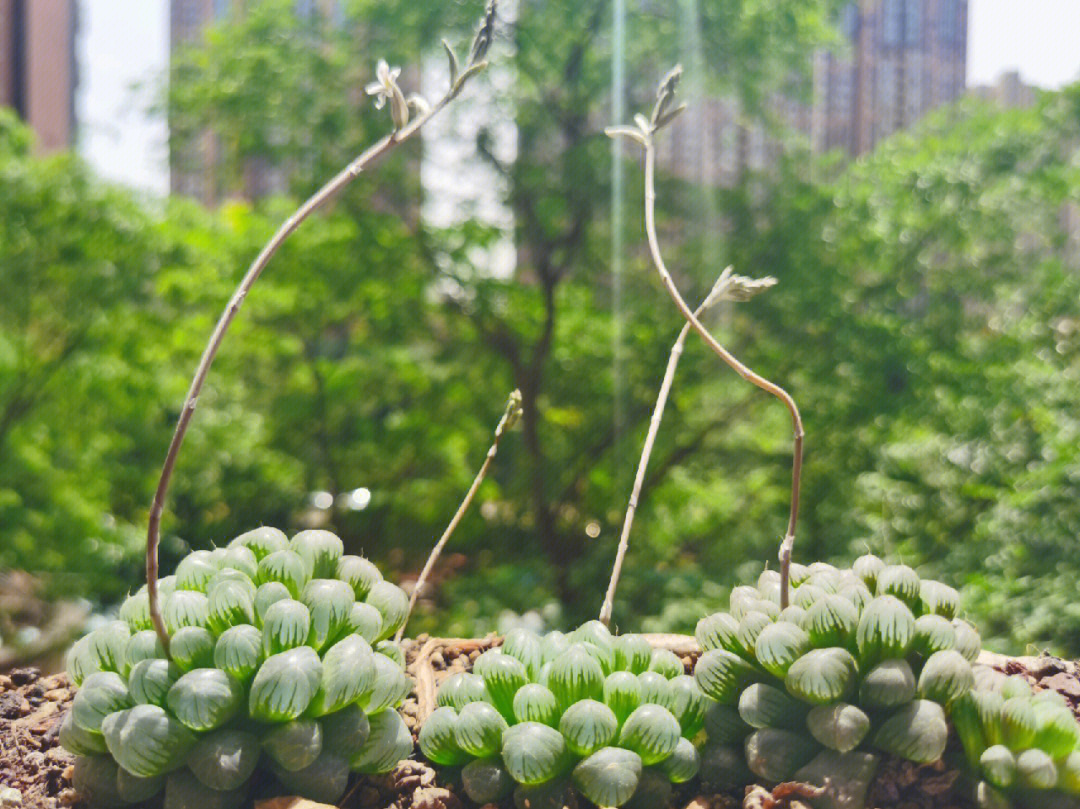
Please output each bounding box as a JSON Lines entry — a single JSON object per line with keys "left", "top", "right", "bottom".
{"left": 599, "top": 314, "right": 696, "bottom": 627}
{"left": 639, "top": 139, "right": 804, "bottom": 610}
{"left": 395, "top": 390, "right": 522, "bottom": 642}
{"left": 146, "top": 13, "right": 496, "bottom": 654}
{"left": 607, "top": 74, "right": 805, "bottom": 610}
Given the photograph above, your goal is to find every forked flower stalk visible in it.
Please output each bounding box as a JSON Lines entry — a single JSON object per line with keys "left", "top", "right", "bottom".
{"left": 599, "top": 268, "right": 777, "bottom": 626}
{"left": 145, "top": 2, "right": 499, "bottom": 655}
{"left": 395, "top": 389, "right": 522, "bottom": 642}
{"left": 606, "top": 65, "right": 805, "bottom": 610}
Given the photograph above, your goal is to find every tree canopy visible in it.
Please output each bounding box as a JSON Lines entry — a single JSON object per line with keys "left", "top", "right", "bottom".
{"left": 3, "top": 3, "right": 1079, "bottom": 656}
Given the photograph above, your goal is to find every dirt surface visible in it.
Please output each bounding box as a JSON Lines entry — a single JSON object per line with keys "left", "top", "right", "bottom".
{"left": 3, "top": 642, "right": 1077, "bottom": 809}
{"left": 0, "top": 667, "right": 78, "bottom": 809}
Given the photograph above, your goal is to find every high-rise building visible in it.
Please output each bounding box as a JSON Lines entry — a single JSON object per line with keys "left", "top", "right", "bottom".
{"left": 819, "top": 0, "right": 967, "bottom": 155}
{"left": 971, "top": 70, "right": 1038, "bottom": 110}
{"left": 659, "top": 0, "right": 969, "bottom": 184}
{"left": 0, "top": 0, "right": 78, "bottom": 152}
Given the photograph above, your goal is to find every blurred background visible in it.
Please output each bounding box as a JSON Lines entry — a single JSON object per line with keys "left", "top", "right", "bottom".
{"left": 2, "top": 0, "right": 1079, "bottom": 670}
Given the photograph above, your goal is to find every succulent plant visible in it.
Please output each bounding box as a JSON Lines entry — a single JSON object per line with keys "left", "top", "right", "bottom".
{"left": 62, "top": 528, "right": 414, "bottom": 807}
{"left": 693, "top": 555, "right": 982, "bottom": 804}
{"left": 953, "top": 673, "right": 1080, "bottom": 808}
{"left": 423, "top": 621, "right": 700, "bottom": 807}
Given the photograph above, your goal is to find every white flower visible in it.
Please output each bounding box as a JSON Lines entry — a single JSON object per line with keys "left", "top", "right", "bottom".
{"left": 365, "top": 59, "right": 401, "bottom": 110}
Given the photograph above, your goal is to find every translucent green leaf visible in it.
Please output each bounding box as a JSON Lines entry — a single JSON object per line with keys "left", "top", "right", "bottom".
{"left": 336, "top": 555, "right": 383, "bottom": 600}
{"left": 462, "top": 757, "right": 514, "bottom": 804}
{"left": 349, "top": 708, "right": 412, "bottom": 774}
{"left": 419, "top": 706, "right": 468, "bottom": 766}
{"left": 255, "top": 549, "right": 308, "bottom": 598}
{"left": 229, "top": 527, "right": 288, "bottom": 560}
{"left": 301, "top": 578, "right": 354, "bottom": 651}
{"left": 289, "top": 529, "right": 343, "bottom": 579}
{"left": 261, "top": 598, "right": 311, "bottom": 656}
{"left": 207, "top": 579, "right": 255, "bottom": 635}
{"left": 602, "top": 671, "right": 641, "bottom": 726}
{"left": 365, "top": 581, "right": 408, "bottom": 642}
{"left": 163, "top": 590, "right": 210, "bottom": 635}
{"left": 308, "top": 634, "right": 377, "bottom": 716}
{"left": 212, "top": 623, "right": 262, "bottom": 682}
{"left": 872, "top": 700, "right": 948, "bottom": 763}
{"left": 656, "top": 736, "right": 700, "bottom": 784}
{"left": 437, "top": 671, "right": 490, "bottom": 711}
{"left": 275, "top": 750, "right": 350, "bottom": 804}
{"left": 59, "top": 710, "right": 108, "bottom": 757}
{"left": 186, "top": 728, "right": 260, "bottom": 791}
{"left": 249, "top": 646, "right": 322, "bottom": 722}
{"left": 101, "top": 703, "right": 197, "bottom": 778}
{"left": 263, "top": 717, "right": 322, "bottom": 772}
{"left": 501, "top": 722, "right": 569, "bottom": 786}
{"left": 319, "top": 703, "right": 370, "bottom": 756}
{"left": 169, "top": 626, "right": 215, "bottom": 671}
{"left": 128, "top": 658, "right": 181, "bottom": 707}
{"left": 572, "top": 747, "right": 642, "bottom": 808}
{"left": 71, "top": 755, "right": 123, "bottom": 809}
{"left": 513, "top": 683, "right": 560, "bottom": 726}
{"left": 806, "top": 702, "right": 870, "bottom": 753}
{"left": 547, "top": 644, "right": 604, "bottom": 709}
{"left": 455, "top": 700, "right": 508, "bottom": 758}
{"left": 166, "top": 668, "right": 244, "bottom": 731}
{"left": 72, "top": 671, "right": 131, "bottom": 734}
{"left": 560, "top": 698, "right": 618, "bottom": 756}
{"left": 163, "top": 767, "right": 246, "bottom": 809}
{"left": 343, "top": 602, "right": 384, "bottom": 644}
{"left": 618, "top": 704, "right": 681, "bottom": 765}
{"left": 613, "top": 634, "right": 653, "bottom": 675}
{"left": 785, "top": 647, "right": 858, "bottom": 705}
{"left": 175, "top": 551, "right": 219, "bottom": 592}
{"left": 357, "top": 650, "right": 411, "bottom": 714}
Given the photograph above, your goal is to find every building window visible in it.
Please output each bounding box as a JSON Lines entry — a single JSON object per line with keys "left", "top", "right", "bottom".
{"left": 903, "top": 0, "right": 922, "bottom": 46}
{"left": 882, "top": 0, "right": 903, "bottom": 46}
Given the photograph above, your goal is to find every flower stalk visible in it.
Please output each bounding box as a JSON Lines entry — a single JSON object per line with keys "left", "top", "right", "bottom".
{"left": 606, "top": 65, "right": 805, "bottom": 610}
{"left": 146, "top": 2, "right": 499, "bottom": 655}
{"left": 395, "top": 389, "right": 522, "bottom": 642}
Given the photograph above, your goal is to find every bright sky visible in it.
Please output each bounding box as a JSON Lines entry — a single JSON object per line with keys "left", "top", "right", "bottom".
{"left": 76, "top": 0, "right": 1080, "bottom": 195}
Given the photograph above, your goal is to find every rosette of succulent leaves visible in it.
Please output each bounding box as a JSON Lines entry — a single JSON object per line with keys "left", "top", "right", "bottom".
{"left": 952, "top": 670, "right": 1080, "bottom": 809}
{"left": 61, "top": 528, "right": 416, "bottom": 807}
{"left": 421, "top": 620, "right": 704, "bottom": 808}
{"left": 691, "top": 555, "right": 1080, "bottom": 809}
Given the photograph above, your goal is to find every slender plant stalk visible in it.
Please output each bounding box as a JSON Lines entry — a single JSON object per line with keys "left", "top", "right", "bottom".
{"left": 395, "top": 390, "right": 522, "bottom": 642}
{"left": 146, "top": 7, "right": 497, "bottom": 653}
{"left": 599, "top": 307, "right": 698, "bottom": 627}
{"left": 639, "top": 139, "right": 804, "bottom": 610}
{"left": 608, "top": 66, "right": 804, "bottom": 609}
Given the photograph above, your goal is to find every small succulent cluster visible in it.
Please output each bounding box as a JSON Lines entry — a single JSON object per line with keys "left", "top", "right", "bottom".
{"left": 692, "top": 555, "right": 982, "bottom": 804}
{"left": 419, "top": 620, "right": 705, "bottom": 808}
{"left": 60, "top": 528, "right": 414, "bottom": 808}
{"left": 953, "top": 671, "right": 1080, "bottom": 809}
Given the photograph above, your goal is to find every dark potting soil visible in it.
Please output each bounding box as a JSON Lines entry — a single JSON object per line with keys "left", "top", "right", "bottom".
{"left": 2, "top": 642, "right": 1076, "bottom": 809}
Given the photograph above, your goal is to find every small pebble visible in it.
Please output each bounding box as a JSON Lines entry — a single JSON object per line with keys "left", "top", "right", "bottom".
{"left": 0, "top": 787, "right": 21, "bottom": 807}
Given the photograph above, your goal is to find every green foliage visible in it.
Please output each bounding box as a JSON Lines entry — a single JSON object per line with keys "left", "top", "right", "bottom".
{"left": 61, "top": 529, "right": 412, "bottom": 806}
{"left": 424, "top": 621, "right": 700, "bottom": 807}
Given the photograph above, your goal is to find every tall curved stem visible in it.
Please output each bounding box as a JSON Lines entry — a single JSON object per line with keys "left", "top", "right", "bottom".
{"left": 395, "top": 390, "right": 521, "bottom": 642}
{"left": 599, "top": 313, "right": 696, "bottom": 627}
{"left": 145, "top": 72, "right": 486, "bottom": 653}
{"left": 642, "top": 141, "right": 804, "bottom": 610}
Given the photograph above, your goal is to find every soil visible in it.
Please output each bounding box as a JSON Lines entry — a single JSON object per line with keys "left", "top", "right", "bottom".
{"left": 2, "top": 641, "right": 1076, "bottom": 809}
